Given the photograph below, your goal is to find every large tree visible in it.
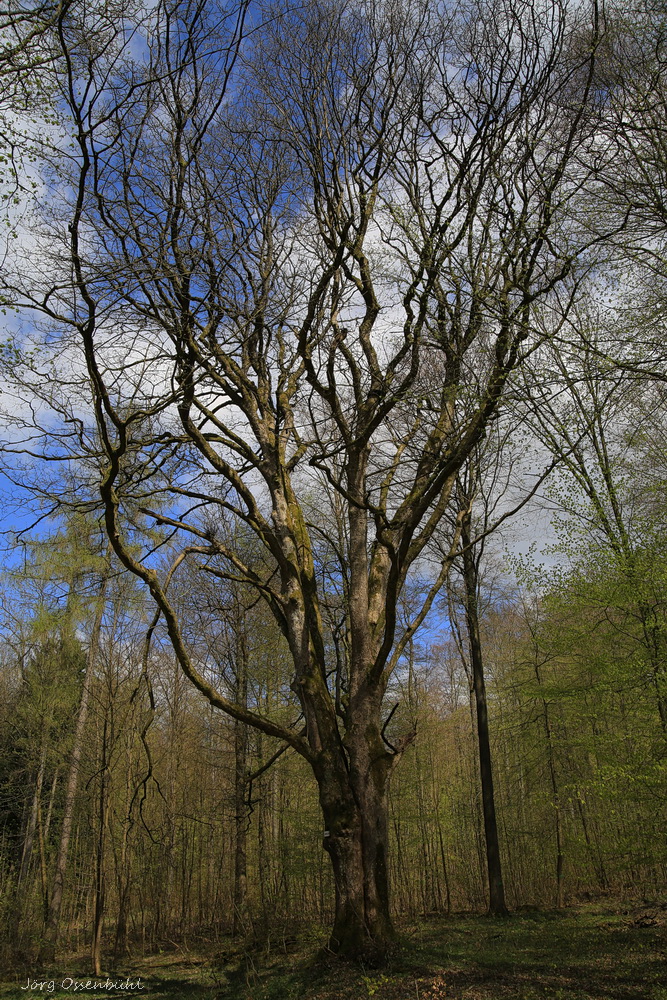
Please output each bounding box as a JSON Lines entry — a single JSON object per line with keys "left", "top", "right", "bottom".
{"left": 2, "top": 0, "right": 612, "bottom": 960}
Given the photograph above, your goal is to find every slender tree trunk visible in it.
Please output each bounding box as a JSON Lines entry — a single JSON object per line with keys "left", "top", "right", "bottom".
{"left": 437, "top": 824, "right": 452, "bottom": 916}
{"left": 19, "top": 744, "right": 47, "bottom": 888}
{"left": 233, "top": 626, "right": 249, "bottom": 937}
{"left": 114, "top": 884, "right": 130, "bottom": 960}
{"left": 533, "top": 656, "right": 565, "bottom": 907}
{"left": 43, "top": 768, "right": 59, "bottom": 849}
{"left": 461, "top": 515, "right": 508, "bottom": 917}
{"left": 548, "top": 752, "right": 564, "bottom": 908}
{"left": 639, "top": 606, "right": 667, "bottom": 735}
{"left": 10, "top": 735, "right": 48, "bottom": 947}
{"left": 92, "top": 714, "right": 108, "bottom": 977}
{"left": 114, "top": 751, "right": 134, "bottom": 960}
{"left": 37, "top": 795, "right": 49, "bottom": 925}
{"left": 42, "top": 569, "right": 109, "bottom": 960}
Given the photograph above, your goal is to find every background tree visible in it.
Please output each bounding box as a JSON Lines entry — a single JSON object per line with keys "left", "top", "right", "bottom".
{"left": 447, "top": 463, "right": 509, "bottom": 917}
{"left": 519, "top": 321, "right": 667, "bottom": 732}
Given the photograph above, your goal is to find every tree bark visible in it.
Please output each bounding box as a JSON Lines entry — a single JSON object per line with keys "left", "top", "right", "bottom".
{"left": 461, "top": 515, "right": 508, "bottom": 917}
{"left": 42, "top": 568, "right": 108, "bottom": 961}
{"left": 91, "top": 714, "right": 108, "bottom": 977}
{"left": 315, "top": 712, "right": 395, "bottom": 961}
{"left": 10, "top": 732, "right": 48, "bottom": 948}
{"left": 533, "top": 652, "right": 565, "bottom": 906}
{"left": 232, "top": 624, "right": 249, "bottom": 937}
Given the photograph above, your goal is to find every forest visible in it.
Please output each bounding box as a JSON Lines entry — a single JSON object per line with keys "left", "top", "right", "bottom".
{"left": 0, "top": 0, "right": 666, "bottom": 997}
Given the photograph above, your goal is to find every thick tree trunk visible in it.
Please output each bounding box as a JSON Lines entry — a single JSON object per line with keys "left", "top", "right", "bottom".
{"left": 316, "top": 731, "right": 395, "bottom": 962}
{"left": 309, "top": 458, "right": 396, "bottom": 961}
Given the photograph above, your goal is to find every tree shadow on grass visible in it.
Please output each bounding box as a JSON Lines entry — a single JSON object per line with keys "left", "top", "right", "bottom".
{"left": 138, "top": 976, "right": 218, "bottom": 999}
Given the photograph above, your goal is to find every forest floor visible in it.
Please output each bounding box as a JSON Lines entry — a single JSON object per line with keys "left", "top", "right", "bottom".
{"left": 2, "top": 903, "right": 666, "bottom": 1000}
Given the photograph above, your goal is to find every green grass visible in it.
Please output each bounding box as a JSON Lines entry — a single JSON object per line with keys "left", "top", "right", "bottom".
{"left": 1, "top": 904, "right": 665, "bottom": 1000}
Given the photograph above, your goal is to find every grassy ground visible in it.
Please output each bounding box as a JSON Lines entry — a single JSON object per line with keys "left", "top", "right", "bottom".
{"left": 1, "top": 904, "right": 665, "bottom": 1000}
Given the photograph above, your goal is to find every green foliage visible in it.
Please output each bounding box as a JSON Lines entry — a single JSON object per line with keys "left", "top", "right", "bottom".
{"left": 361, "top": 973, "right": 389, "bottom": 995}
